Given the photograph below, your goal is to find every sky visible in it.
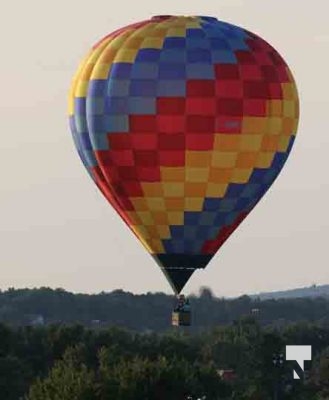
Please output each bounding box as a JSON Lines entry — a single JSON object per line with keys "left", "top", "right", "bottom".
{"left": 0, "top": 0, "right": 328, "bottom": 297}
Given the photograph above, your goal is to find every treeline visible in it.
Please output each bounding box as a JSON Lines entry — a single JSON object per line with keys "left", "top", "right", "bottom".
{"left": 0, "top": 287, "right": 329, "bottom": 331}
{"left": 0, "top": 320, "right": 328, "bottom": 399}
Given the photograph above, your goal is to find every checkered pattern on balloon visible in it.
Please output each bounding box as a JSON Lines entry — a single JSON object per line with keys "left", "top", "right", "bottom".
{"left": 69, "top": 16, "right": 299, "bottom": 293}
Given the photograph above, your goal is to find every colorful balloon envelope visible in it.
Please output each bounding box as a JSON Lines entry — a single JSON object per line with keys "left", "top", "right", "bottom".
{"left": 68, "top": 16, "right": 299, "bottom": 294}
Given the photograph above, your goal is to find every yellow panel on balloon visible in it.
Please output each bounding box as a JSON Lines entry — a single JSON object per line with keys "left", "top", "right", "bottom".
{"left": 267, "top": 100, "right": 283, "bottom": 117}
{"left": 134, "top": 225, "right": 151, "bottom": 240}
{"left": 162, "top": 183, "right": 185, "bottom": 197}
{"left": 278, "top": 136, "right": 291, "bottom": 152}
{"left": 110, "top": 31, "right": 135, "bottom": 50}
{"left": 136, "top": 211, "right": 154, "bottom": 226}
{"left": 167, "top": 27, "right": 186, "bottom": 37}
{"left": 125, "top": 212, "right": 142, "bottom": 225}
{"left": 141, "top": 37, "right": 165, "bottom": 48}
{"left": 90, "top": 63, "right": 111, "bottom": 80}
{"left": 186, "top": 19, "right": 202, "bottom": 28}
{"left": 283, "top": 101, "right": 297, "bottom": 118}
{"left": 242, "top": 117, "right": 268, "bottom": 135}
{"left": 281, "top": 82, "right": 297, "bottom": 100}
{"left": 131, "top": 198, "right": 148, "bottom": 211}
{"left": 151, "top": 28, "right": 169, "bottom": 37}
{"left": 205, "top": 183, "right": 228, "bottom": 198}
{"left": 161, "top": 167, "right": 185, "bottom": 182}
{"left": 267, "top": 118, "right": 283, "bottom": 135}
{"left": 240, "top": 135, "right": 263, "bottom": 151}
{"left": 185, "top": 168, "right": 209, "bottom": 183}
{"left": 185, "top": 197, "right": 204, "bottom": 211}
{"left": 114, "top": 49, "right": 139, "bottom": 63}
{"left": 214, "top": 135, "right": 241, "bottom": 151}
{"left": 148, "top": 239, "right": 165, "bottom": 254}
{"left": 211, "top": 151, "right": 237, "bottom": 168}
{"left": 123, "top": 37, "right": 145, "bottom": 49}
{"left": 256, "top": 152, "right": 275, "bottom": 168}
{"left": 167, "top": 212, "right": 184, "bottom": 225}
{"left": 142, "top": 183, "right": 164, "bottom": 197}
{"left": 146, "top": 198, "right": 166, "bottom": 212}
{"left": 231, "top": 168, "right": 253, "bottom": 184}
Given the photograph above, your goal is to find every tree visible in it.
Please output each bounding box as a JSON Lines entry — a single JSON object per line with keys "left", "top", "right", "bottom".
{"left": 98, "top": 349, "right": 230, "bottom": 400}
{"left": 0, "top": 355, "right": 29, "bottom": 400}
{"left": 27, "top": 345, "right": 96, "bottom": 400}
{"left": 310, "top": 346, "right": 329, "bottom": 399}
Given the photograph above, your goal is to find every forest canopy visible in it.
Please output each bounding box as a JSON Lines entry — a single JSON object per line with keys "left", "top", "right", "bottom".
{"left": 0, "top": 288, "right": 328, "bottom": 399}
{"left": 0, "top": 287, "right": 328, "bottom": 332}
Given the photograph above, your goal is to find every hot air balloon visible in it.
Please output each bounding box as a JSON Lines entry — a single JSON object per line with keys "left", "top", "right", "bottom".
{"left": 68, "top": 15, "right": 299, "bottom": 325}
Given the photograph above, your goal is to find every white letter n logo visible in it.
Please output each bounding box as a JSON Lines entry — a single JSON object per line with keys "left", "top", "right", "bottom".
{"left": 286, "top": 345, "right": 312, "bottom": 379}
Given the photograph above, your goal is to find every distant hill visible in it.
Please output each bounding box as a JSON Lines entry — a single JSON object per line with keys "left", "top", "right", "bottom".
{"left": 251, "top": 284, "right": 329, "bottom": 300}
{"left": 0, "top": 286, "right": 328, "bottom": 331}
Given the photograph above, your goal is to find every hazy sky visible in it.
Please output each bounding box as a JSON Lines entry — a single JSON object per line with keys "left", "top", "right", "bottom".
{"left": 0, "top": 0, "right": 328, "bottom": 297}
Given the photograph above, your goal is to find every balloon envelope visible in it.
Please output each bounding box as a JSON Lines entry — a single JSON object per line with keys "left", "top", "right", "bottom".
{"left": 68, "top": 16, "right": 299, "bottom": 293}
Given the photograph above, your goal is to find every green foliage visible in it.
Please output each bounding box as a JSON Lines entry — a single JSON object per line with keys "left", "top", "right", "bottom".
{"left": 98, "top": 351, "right": 230, "bottom": 400}
{"left": 0, "top": 287, "right": 328, "bottom": 331}
{"left": 27, "top": 346, "right": 96, "bottom": 400}
{"left": 309, "top": 346, "right": 329, "bottom": 399}
{"left": 0, "top": 287, "right": 328, "bottom": 399}
{"left": 0, "top": 355, "right": 30, "bottom": 400}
